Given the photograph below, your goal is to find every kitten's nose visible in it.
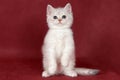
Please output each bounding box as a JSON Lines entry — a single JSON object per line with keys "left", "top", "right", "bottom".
{"left": 58, "top": 19, "right": 62, "bottom": 22}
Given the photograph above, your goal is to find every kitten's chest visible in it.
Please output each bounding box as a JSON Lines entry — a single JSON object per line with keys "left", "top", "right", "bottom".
{"left": 53, "top": 31, "right": 66, "bottom": 56}
{"left": 45, "top": 29, "right": 72, "bottom": 44}
{"left": 50, "top": 30, "right": 68, "bottom": 41}
{"left": 55, "top": 32, "right": 66, "bottom": 41}
{"left": 45, "top": 29, "right": 72, "bottom": 56}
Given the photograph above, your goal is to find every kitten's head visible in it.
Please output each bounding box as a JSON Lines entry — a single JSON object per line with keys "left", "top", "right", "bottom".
{"left": 47, "top": 3, "right": 73, "bottom": 29}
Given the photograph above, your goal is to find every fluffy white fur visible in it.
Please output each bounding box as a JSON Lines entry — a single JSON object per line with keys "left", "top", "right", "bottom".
{"left": 42, "top": 3, "right": 99, "bottom": 77}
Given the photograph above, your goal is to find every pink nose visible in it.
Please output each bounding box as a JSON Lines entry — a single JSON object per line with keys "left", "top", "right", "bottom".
{"left": 58, "top": 19, "right": 62, "bottom": 22}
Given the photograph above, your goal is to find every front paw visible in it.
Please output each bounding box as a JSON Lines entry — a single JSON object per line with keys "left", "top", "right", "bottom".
{"left": 42, "top": 71, "right": 50, "bottom": 77}
{"left": 64, "top": 70, "right": 77, "bottom": 77}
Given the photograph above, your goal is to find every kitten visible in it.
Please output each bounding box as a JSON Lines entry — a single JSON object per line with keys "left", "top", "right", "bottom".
{"left": 42, "top": 3, "right": 99, "bottom": 77}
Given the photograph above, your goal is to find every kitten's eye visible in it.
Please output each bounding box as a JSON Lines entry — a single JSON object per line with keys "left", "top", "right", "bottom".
{"left": 62, "top": 15, "right": 66, "bottom": 19}
{"left": 53, "top": 16, "right": 57, "bottom": 19}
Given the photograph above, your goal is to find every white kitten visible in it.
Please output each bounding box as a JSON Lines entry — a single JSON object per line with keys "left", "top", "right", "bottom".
{"left": 42, "top": 3, "right": 99, "bottom": 77}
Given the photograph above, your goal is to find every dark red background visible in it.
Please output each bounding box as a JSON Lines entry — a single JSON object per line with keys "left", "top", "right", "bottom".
{"left": 0, "top": 0, "right": 120, "bottom": 80}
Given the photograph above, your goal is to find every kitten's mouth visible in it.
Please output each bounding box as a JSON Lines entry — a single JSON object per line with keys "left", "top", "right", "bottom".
{"left": 58, "top": 22, "right": 62, "bottom": 24}
{"left": 59, "top": 22, "right": 62, "bottom": 24}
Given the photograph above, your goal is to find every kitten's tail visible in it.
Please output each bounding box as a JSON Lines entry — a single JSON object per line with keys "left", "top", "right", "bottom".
{"left": 74, "top": 68, "right": 100, "bottom": 76}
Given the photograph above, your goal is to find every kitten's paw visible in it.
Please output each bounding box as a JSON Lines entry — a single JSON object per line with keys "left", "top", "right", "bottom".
{"left": 64, "top": 70, "right": 77, "bottom": 77}
{"left": 42, "top": 71, "right": 50, "bottom": 77}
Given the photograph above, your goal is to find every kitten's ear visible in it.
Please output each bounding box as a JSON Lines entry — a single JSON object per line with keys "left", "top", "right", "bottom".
{"left": 47, "top": 4, "right": 54, "bottom": 15}
{"left": 64, "top": 3, "right": 72, "bottom": 13}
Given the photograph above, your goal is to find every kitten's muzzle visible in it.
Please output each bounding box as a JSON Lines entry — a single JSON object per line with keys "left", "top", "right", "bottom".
{"left": 58, "top": 19, "right": 62, "bottom": 22}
